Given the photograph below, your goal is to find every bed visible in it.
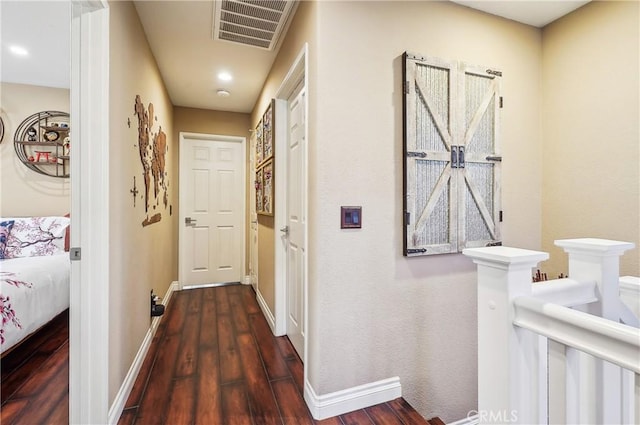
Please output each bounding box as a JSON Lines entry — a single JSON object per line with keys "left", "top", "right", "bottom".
{"left": 1, "top": 216, "right": 70, "bottom": 355}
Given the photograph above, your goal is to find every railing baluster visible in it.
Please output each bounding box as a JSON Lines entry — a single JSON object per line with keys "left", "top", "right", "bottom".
{"left": 565, "top": 346, "right": 581, "bottom": 424}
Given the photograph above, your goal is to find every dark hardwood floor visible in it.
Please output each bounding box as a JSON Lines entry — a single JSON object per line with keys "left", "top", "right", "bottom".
{"left": 1, "top": 310, "right": 69, "bottom": 424}
{"left": 1, "top": 285, "right": 441, "bottom": 425}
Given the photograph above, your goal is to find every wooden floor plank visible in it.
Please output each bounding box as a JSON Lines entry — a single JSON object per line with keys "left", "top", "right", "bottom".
{"left": 175, "top": 310, "right": 201, "bottom": 378}
{"left": 134, "top": 332, "right": 181, "bottom": 425}
{"left": 218, "top": 314, "right": 243, "bottom": 383}
{"left": 0, "top": 399, "right": 29, "bottom": 425}
{"left": 164, "top": 377, "right": 196, "bottom": 425}
{"left": 316, "top": 417, "right": 345, "bottom": 425}
{"left": 387, "top": 398, "right": 430, "bottom": 425}
{"left": 117, "top": 408, "right": 137, "bottom": 425}
{"left": 236, "top": 332, "right": 281, "bottom": 425}
{"left": 272, "top": 377, "right": 314, "bottom": 425}
{"left": 198, "top": 288, "right": 218, "bottom": 348}
{"left": 124, "top": 322, "right": 165, "bottom": 409}
{"left": 46, "top": 391, "right": 70, "bottom": 425}
{"left": 195, "top": 347, "right": 223, "bottom": 425}
{"left": 364, "top": 403, "right": 404, "bottom": 425}
{"left": 274, "top": 333, "right": 297, "bottom": 360}
{"left": 221, "top": 382, "right": 253, "bottom": 425}
{"left": 340, "top": 409, "right": 375, "bottom": 425}
{"left": 241, "top": 285, "right": 261, "bottom": 314}
{"left": 249, "top": 313, "right": 290, "bottom": 380}
{"left": 286, "top": 354, "right": 305, "bottom": 394}
{"left": 18, "top": 362, "right": 69, "bottom": 425}
{"left": 229, "top": 291, "right": 251, "bottom": 334}
{"left": 12, "top": 341, "right": 68, "bottom": 399}
{"left": 215, "top": 285, "right": 231, "bottom": 315}
{"left": 165, "top": 292, "right": 188, "bottom": 336}
{"left": 316, "top": 416, "right": 345, "bottom": 425}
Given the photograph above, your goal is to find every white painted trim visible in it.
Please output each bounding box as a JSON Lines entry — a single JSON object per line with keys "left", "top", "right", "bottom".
{"left": 243, "top": 275, "right": 251, "bottom": 285}
{"left": 70, "top": 2, "right": 110, "bottom": 424}
{"left": 107, "top": 282, "right": 179, "bottom": 424}
{"left": 178, "top": 132, "right": 246, "bottom": 290}
{"left": 303, "top": 377, "right": 402, "bottom": 420}
{"left": 448, "top": 413, "right": 480, "bottom": 425}
{"left": 256, "top": 289, "right": 277, "bottom": 334}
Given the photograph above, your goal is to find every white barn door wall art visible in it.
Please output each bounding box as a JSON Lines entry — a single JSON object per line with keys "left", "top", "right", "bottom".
{"left": 403, "top": 52, "right": 502, "bottom": 257}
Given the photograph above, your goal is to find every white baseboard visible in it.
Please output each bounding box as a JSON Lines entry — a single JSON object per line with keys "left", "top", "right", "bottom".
{"left": 243, "top": 275, "right": 251, "bottom": 285}
{"left": 256, "top": 289, "right": 276, "bottom": 334}
{"left": 304, "top": 376, "right": 402, "bottom": 420}
{"left": 107, "top": 281, "right": 179, "bottom": 424}
{"left": 448, "top": 413, "right": 479, "bottom": 425}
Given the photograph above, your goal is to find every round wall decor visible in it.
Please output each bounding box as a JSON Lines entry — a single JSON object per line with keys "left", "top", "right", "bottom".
{"left": 14, "top": 110, "right": 70, "bottom": 178}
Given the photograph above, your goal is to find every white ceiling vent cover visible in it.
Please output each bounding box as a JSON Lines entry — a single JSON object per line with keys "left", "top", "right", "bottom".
{"left": 213, "top": 0, "right": 297, "bottom": 50}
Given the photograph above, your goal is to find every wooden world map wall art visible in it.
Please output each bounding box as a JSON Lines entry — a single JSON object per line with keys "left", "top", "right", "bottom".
{"left": 133, "top": 95, "right": 170, "bottom": 227}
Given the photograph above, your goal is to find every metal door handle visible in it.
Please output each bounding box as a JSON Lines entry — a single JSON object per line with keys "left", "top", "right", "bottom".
{"left": 280, "top": 226, "right": 289, "bottom": 235}
{"left": 185, "top": 217, "right": 197, "bottom": 226}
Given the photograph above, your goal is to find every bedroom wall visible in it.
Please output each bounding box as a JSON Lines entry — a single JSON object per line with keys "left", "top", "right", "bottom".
{"left": 108, "top": 0, "right": 178, "bottom": 404}
{"left": 172, "top": 106, "right": 251, "bottom": 275}
{"left": 541, "top": 0, "right": 640, "bottom": 277}
{"left": 308, "top": 1, "right": 541, "bottom": 422}
{"left": 0, "top": 82, "right": 70, "bottom": 217}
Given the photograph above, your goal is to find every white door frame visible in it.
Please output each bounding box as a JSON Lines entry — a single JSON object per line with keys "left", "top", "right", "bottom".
{"left": 273, "top": 44, "right": 308, "bottom": 352}
{"left": 178, "top": 132, "right": 247, "bottom": 289}
{"left": 70, "top": 1, "right": 110, "bottom": 423}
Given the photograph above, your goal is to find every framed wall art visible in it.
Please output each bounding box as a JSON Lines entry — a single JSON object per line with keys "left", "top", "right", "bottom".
{"left": 262, "top": 102, "right": 273, "bottom": 164}
{"left": 260, "top": 159, "right": 274, "bottom": 216}
{"left": 255, "top": 119, "right": 263, "bottom": 165}
{"left": 256, "top": 167, "right": 264, "bottom": 213}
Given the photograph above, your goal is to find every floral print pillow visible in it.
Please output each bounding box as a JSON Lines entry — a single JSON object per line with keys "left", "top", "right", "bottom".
{"left": 0, "top": 220, "right": 15, "bottom": 260}
{"left": 3, "top": 217, "right": 70, "bottom": 258}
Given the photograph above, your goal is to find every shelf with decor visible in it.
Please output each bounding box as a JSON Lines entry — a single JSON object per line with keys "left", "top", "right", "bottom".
{"left": 13, "top": 111, "right": 70, "bottom": 178}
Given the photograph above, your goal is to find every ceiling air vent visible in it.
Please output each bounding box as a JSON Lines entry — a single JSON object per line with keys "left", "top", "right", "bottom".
{"left": 213, "top": 0, "right": 297, "bottom": 50}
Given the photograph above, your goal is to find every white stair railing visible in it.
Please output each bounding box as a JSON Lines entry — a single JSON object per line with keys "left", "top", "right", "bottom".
{"left": 463, "top": 238, "right": 639, "bottom": 424}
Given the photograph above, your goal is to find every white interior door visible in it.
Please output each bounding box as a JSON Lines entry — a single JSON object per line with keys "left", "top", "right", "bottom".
{"left": 286, "top": 86, "right": 306, "bottom": 358}
{"left": 180, "top": 134, "right": 245, "bottom": 287}
{"left": 249, "top": 132, "right": 258, "bottom": 291}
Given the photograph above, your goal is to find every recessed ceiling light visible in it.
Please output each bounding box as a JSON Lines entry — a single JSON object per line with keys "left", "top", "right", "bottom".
{"left": 9, "top": 45, "right": 29, "bottom": 57}
{"left": 217, "top": 89, "right": 231, "bottom": 97}
{"left": 218, "top": 72, "right": 233, "bottom": 82}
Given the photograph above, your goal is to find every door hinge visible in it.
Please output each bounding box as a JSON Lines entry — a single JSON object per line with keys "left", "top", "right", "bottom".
{"left": 404, "top": 211, "right": 410, "bottom": 225}
{"left": 499, "top": 210, "right": 503, "bottom": 222}
{"left": 404, "top": 80, "right": 410, "bottom": 95}
{"left": 70, "top": 247, "right": 81, "bottom": 261}
{"left": 406, "top": 151, "right": 427, "bottom": 158}
{"left": 407, "top": 248, "right": 427, "bottom": 254}
{"left": 486, "top": 241, "right": 503, "bottom": 247}
{"left": 486, "top": 69, "right": 503, "bottom": 77}
{"left": 499, "top": 97, "right": 504, "bottom": 108}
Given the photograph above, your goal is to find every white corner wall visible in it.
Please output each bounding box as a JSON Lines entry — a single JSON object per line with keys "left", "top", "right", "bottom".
{"left": 308, "top": 1, "right": 542, "bottom": 422}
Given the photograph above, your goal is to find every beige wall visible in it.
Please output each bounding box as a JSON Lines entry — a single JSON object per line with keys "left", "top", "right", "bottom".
{"left": 0, "top": 83, "right": 70, "bottom": 216}
{"left": 254, "top": 0, "right": 543, "bottom": 422}
{"left": 251, "top": 0, "right": 318, "bottom": 316}
{"left": 541, "top": 0, "right": 640, "bottom": 277}
{"left": 108, "top": 0, "right": 178, "bottom": 403}
{"left": 310, "top": 1, "right": 541, "bottom": 422}
{"left": 173, "top": 106, "right": 251, "bottom": 274}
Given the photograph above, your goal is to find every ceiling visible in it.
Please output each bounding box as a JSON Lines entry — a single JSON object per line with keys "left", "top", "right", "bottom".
{"left": 1, "top": 1, "right": 591, "bottom": 114}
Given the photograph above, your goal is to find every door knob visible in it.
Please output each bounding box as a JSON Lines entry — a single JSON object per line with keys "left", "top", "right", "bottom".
{"left": 280, "top": 226, "right": 289, "bottom": 235}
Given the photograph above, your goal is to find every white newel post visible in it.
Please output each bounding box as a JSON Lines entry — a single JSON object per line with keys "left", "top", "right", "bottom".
{"left": 554, "top": 238, "right": 636, "bottom": 424}
{"left": 463, "top": 246, "right": 549, "bottom": 425}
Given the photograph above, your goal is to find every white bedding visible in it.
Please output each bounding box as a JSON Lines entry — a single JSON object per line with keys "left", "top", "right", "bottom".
{"left": 1, "top": 253, "right": 70, "bottom": 354}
